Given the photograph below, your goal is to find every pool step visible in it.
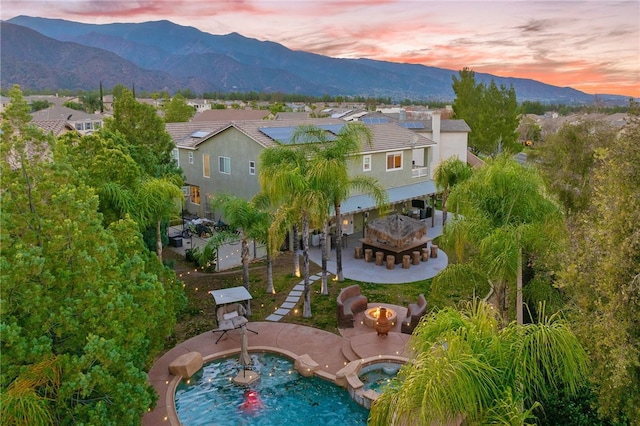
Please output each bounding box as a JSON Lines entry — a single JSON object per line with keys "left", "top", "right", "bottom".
{"left": 341, "top": 337, "right": 360, "bottom": 361}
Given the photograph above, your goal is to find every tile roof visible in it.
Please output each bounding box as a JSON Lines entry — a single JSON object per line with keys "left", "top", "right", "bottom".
{"left": 191, "top": 109, "right": 270, "bottom": 122}
{"left": 31, "top": 120, "right": 76, "bottom": 136}
{"left": 30, "top": 105, "right": 102, "bottom": 121}
{"left": 168, "top": 119, "right": 435, "bottom": 152}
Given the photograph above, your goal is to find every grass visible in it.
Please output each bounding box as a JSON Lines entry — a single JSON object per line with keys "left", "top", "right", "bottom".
{"left": 164, "top": 249, "right": 432, "bottom": 350}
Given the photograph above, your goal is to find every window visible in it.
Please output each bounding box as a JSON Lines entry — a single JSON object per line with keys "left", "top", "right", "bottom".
{"left": 188, "top": 152, "right": 194, "bottom": 164}
{"left": 219, "top": 156, "right": 230, "bottom": 174}
{"left": 386, "top": 152, "right": 403, "bottom": 171}
{"left": 203, "top": 154, "right": 210, "bottom": 178}
{"left": 190, "top": 185, "right": 200, "bottom": 205}
{"left": 75, "top": 122, "right": 84, "bottom": 131}
{"left": 362, "top": 155, "right": 371, "bottom": 172}
{"left": 171, "top": 148, "right": 179, "bottom": 162}
{"left": 249, "top": 161, "right": 256, "bottom": 175}
{"left": 85, "top": 122, "right": 93, "bottom": 130}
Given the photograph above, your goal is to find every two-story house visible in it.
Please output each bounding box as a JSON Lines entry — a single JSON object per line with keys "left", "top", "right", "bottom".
{"left": 166, "top": 116, "right": 467, "bottom": 242}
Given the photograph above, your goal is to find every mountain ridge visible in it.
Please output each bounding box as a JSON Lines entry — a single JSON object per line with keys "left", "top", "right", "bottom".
{"left": 2, "top": 15, "right": 632, "bottom": 104}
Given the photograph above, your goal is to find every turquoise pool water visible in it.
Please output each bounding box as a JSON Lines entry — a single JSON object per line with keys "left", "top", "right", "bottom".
{"left": 175, "top": 353, "right": 370, "bottom": 426}
{"left": 359, "top": 362, "right": 401, "bottom": 393}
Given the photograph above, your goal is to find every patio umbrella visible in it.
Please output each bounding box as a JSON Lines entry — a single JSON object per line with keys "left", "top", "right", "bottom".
{"left": 239, "top": 325, "right": 252, "bottom": 376}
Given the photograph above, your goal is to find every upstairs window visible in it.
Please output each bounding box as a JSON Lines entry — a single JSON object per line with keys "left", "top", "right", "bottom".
{"left": 188, "top": 152, "right": 194, "bottom": 164}
{"left": 386, "top": 152, "right": 403, "bottom": 171}
{"left": 219, "top": 156, "right": 231, "bottom": 174}
{"left": 249, "top": 161, "right": 256, "bottom": 175}
{"left": 362, "top": 155, "right": 371, "bottom": 172}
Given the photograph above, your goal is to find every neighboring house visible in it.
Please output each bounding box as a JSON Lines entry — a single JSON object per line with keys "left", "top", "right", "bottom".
{"left": 191, "top": 109, "right": 271, "bottom": 122}
{"left": 30, "top": 106, "right": 103, "bottom": 135}
{"left": 167, "top": 116, "right": 468, "bottom": 240}
{"left": 187, "top": 99, "right": 212, "bottom": 113}
{"left": 0, "top": 96, "right": 11, "bottom": 113}
{"left": 31, "top": 120, "right": 77, "bottom": 137}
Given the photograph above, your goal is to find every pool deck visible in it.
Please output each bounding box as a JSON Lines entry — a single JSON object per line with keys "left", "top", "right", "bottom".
{"left": 143, "top": 305, "right": 412, "bottom": 425}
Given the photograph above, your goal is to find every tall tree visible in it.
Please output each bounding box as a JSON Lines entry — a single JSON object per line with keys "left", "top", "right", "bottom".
{"left": 103, "top": 88, "right": 174, "bottom": 177}
{"left": 439, "top": 154, "right": 562, "bottom": 323}
{"left": 528, "top": 119, "right": 616, "bottom": 217}
{"left": 259, "top": 145, "right": 327, "bottom": 318}
{"left": 559, "top": 111, "right": 640, "bottom": 423}
{"left": 369, "top": 300, "right": 588, "bottom": 425}
{"left": 1, "top": 86, "right": 185, "bottom": 424}
{"left": 162, "top": 94, "right": 196, "bottom": 123}
{"left": 292, "top": 123, "right": 388, "bottom": 285}
{"left": 213, "top": 194, "right": 273, "bottom": 315}
{"left": 452, "top": 68, "right": 520, "bottom": 156}
{"left": 433, "top": 156, "right": 472, "bottom": 226}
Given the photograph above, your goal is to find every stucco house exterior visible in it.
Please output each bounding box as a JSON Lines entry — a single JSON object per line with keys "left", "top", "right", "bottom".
{"left": 166, "top": 114, "right": 469, "bottom": 241}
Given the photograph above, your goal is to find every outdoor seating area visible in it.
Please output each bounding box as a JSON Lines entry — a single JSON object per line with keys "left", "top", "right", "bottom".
{"left": 210, "top": 286, "right": 258, "bottom": 344}
{"left": 359, "top": 214, "right": 432, "bottom": 266}
{"left": 401, "top": 294, "right": 427, "bottom": 334}
{"left": 337, "top": 284, "right": 369, "bottom": 328}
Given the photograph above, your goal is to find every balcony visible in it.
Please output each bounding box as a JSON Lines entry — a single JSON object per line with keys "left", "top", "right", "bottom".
{"left": 411, "top": 166, "right": 429, "bottom": 178}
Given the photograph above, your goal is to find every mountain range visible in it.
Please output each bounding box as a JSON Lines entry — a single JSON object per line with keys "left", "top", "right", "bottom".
{"left": 1, "top": 16, "right": 631, "bottom": 105}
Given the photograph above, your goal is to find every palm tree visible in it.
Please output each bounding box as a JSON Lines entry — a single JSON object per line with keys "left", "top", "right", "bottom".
{"left": 214, "top": 194, "right": 273, "bottom": 315}
{"left": 433, "top": 156, "right": 472, "bottom": 226}
{"left": 292, "top": 123, "right": 388, "bottom": 284}
{"left": 442, "top": 154, "right": 562, "bottom": 323}
{"left": 259, "top": 146, "right": 328, "bottom": 318}
{"left": 369, "top": 299, "right": 588, "bottom": 425}
{"left": 134, "top": 175, "right": 184, "bottom": 262}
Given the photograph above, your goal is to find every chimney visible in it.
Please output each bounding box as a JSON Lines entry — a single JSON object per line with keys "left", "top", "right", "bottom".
{"left": 431, "top": 111, "right": 441, "bottom": 144}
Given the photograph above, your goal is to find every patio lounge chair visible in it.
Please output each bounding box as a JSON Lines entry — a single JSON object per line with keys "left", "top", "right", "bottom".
{"left": 212, "top": 303, "right": 255, "bottom": 343}
{"left": 401, "top": 294, "right": 427, "bottom": 334}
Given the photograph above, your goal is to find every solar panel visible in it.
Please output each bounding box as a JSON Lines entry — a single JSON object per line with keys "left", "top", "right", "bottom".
{"left": 399, "top": 121, "right": 425, "bottom": 129}
{"left": 190, "top": 130, "right": 210, "bottom": 138}
{"left": 259, "top": 124, "right": 344, "bottom": 145}
{"left": 318, "top": 124, "right": 345, "bottom": 135}
{"left": 361, "top": 117, "right": 389, "bottom": 124}
{"left": 259, "top": 126, "right": 296, "bottom": 144}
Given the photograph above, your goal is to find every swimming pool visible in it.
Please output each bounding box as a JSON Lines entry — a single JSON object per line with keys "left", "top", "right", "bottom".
{"left": 175, "top": 352, "right": 370, "bottom": 426}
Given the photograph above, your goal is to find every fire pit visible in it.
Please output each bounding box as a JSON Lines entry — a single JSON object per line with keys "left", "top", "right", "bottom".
{"left": 363, "top": 307, "right": 397, "bottom": 329}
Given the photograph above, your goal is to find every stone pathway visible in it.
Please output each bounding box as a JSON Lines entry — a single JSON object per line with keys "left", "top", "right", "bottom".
{"left": 265, "top": 273, "right": 324, "bottom": 321}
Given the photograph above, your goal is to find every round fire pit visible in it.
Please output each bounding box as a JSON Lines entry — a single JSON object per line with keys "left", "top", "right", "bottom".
{"left": 364, "top": 307, "right": 397, "bottom": 328}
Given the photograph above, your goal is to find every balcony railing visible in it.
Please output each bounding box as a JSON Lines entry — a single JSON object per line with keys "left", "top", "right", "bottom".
{"left": 412, "top": 166, "right": 429, "bottom": 178}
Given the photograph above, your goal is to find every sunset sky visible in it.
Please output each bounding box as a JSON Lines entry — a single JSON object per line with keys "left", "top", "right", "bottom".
{"left": 3, "top": 0, "right": 639, "bottom": 97}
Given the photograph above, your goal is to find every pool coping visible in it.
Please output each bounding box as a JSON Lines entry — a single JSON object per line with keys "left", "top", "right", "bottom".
{"left": 144, "top": 321, "right": 411, "bottom": 425}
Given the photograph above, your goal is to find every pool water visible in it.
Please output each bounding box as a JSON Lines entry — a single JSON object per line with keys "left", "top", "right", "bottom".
{"left": 175, "top": 353, "right": 370, "bottom": 426}
{"left": 359, "top": 362, "right": 401, "bottom": 393}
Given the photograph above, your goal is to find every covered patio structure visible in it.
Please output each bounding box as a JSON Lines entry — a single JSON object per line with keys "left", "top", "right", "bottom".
{"left": 360, "top": 214, "right": 431, "bottom": 264}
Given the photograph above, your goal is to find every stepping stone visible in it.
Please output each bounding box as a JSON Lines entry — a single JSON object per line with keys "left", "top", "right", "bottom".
{"left": 275, "top": 308, "right": 290, "bottom": 315}
{"left": 310, "top": 275, "right": 321, "bottom": 280}
{"left": 285, "top": 296, "right": 299, "bottom": 303}
{"left": 293, "top": 284, "right": 305, "bottom": 291}
{"left": 289, "top": 290, "right": 303, "bottom": 297}
{"left": 266, "top": 314, "right": 282, "bottom": 321}
{"left": 281, "top": 302, "right": 296, "bottom": 309}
